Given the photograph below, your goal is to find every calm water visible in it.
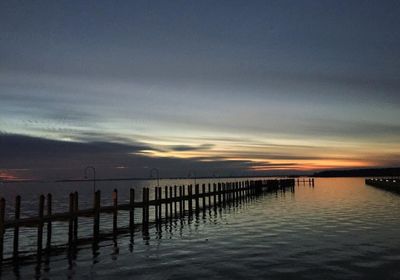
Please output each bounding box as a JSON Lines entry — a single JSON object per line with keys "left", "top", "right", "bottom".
{"left": 1, "top": 177, "right": 400, "bottom": 279}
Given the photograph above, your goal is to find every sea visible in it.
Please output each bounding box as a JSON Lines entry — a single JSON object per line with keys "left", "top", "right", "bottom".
{"left": 0, "top": 177, "right": 399, "bottom": 279}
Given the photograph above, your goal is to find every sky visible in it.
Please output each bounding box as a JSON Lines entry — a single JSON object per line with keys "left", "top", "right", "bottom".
{"left": 1, "top": 1, "right": 400, "bottom": 180}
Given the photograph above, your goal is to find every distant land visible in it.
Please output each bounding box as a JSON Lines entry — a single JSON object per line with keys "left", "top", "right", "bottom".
{"left": 2, "top": 168, "right": 400, "bottom": 184}
{"left": 313, "top": 167, "right": 400, "bottom": 177}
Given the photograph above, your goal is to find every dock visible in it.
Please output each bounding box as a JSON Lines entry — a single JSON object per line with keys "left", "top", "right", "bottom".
{"left": 0, "top": 179, "right": 302, "bottom": 265}
{"left": 365, "top": 177, "right": 400, "bottom": 193}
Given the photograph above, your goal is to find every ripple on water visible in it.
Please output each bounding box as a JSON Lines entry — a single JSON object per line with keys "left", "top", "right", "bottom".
{"left": 1, "top": 178, "right": 400, "bottom": 280}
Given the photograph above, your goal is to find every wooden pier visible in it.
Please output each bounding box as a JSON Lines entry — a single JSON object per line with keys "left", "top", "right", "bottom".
{"left": 365, "top": 177, "right": 400, "bottom": 193}
{"left": 0, "top": 179, "right": 295, "bottom": 264}
{"left": 296, "top": 178, "right": 315, "bottom": 186}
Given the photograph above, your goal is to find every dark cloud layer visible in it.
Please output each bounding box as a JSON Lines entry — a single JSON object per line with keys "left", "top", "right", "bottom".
{"left": 0, "top": 134, "right": 299, "bottom": 180}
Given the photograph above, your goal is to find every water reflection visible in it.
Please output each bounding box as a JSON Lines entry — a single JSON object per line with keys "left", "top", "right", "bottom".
{"left": 2, "top": 179, "right": 400, "bottom": 279}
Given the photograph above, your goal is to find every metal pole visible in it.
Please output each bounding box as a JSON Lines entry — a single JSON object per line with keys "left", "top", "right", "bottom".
{"left": 84, "top": 166, "right": 96, "bottom": 193}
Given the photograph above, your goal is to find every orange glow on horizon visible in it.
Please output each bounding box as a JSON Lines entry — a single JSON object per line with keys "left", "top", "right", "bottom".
{"left": 0, "top": 171, "right": 22, "bottom": 181}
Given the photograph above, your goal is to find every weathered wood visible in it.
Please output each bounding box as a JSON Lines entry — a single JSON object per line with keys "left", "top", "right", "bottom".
{"left": 37, "top": 194, "right": 45, "bottom": 256}
{"left": 202, "top": 184, "right": 206, "bottom": 210}
{"left": 213, "top": 183, "right": 217, "bottom": 209}
{"left": 169, "top": 186, "right": 173, "bottom": 219}
{"left": 179, "top": 186, "right": 183, "bottom": 216}
{"left": 46, "top": 193, "right": 52, "bottom": 251}
{"left": 146, "top": 188, "right": 150, "bottom": 225}
{"left": 112, "top": 189, "right": 118, "bottom": 236}
{"left": 142, "top": 188, "right": 147, "bottom": 226}
{"left": 68, "top": 193, "right": 74, "bottom": 246}
{"left": 222, "top": 183, "right": 226, "bottom": 206}
{"left": 188, "top": 185, "right": 192, "bottom": 215}
{"left": 218, "top": 183, "right": 222, "bottom": 205}
{"left": 154, "top": 187, "right": 159, "bottom": 222}
{"left": 182, "top": 185, "right": 186, "bottom": 213}
{"left": 93, "top": 190, "right": 101, "bottom": 242}
{"left": 158, "top": 187, "right": 162, "bottom": 220}
{"left": 174, "top": 185, "right": 177, "bottom": 217}
{"left": 208, "top": 184, "right": 211, "bottom": 208}
{"left": 13, "top": 195, "right": 21, "bottom": 260}
{"left": 73, "top": 192, "right": 79, "bottom": 242}
{"left": 129, "top": 188, "right": 135, "bottom": 233}
{"left": 0, "top": 178, "right": 296, "bottom": 263}
{"left": 195, "top": 184, "right": 200, "bottom": 213}
{"left": 164, "top": 186, "right": 168, "bottom": 218}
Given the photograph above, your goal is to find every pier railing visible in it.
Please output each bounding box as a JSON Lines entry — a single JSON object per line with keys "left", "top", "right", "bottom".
{"left": 0, "top": 179, "right": 297, "bottom": 264}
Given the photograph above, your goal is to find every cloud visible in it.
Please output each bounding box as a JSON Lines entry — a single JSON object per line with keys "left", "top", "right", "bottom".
{"left": 169, "top": 143, "right": 214, "bottom": 152}
{"left": 0, "top": 134, "right": 300, "bottom": 180}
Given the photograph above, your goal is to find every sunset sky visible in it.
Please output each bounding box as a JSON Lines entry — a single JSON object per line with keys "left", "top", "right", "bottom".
{"left": 1, "top": 1, "right": 400, "bottom": 180}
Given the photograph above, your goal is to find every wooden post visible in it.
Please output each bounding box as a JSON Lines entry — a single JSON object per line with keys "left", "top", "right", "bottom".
{"left": 179, "top": 186, "right": 183, "bottom": 216}
{"left": 169, "top": 186, "right": 173, "bottom": 219}
{"left": 202, "top": 184, "right": 206, "bottom": 210}
{"left": 182, "top": 185, "right": 186, "bottom": 213}
{"left": 142, "top": 188, "right": 147, "bottom": 226}
{"left": 129, "top": 188, "right": 135, "bottom": 234}
{"left": 158, "top": 187, "right": 162, "bottom": 220}
{"left": 154, "top": 187, "right": 159, "bottom": 222}
{"left": 37, "top": 194, "right": 45, "bottom": 256}
{"left": 46, "top": 193, "right": 52, "bottom": 251}
{"left": 223, "top": 183, "right": 227, "bottom": 206}
{"left": 164, "top": 186, "right": 169, "bottom": 218}
{"left": 213, "top": 183, "right": 217, "bottom": 209}
{"left": 68, "top": 193, "right": 74, "bottom": 246}
{"left": 231, "top": 183, "right": 234, "bottom": 201}
{"left": 112, "top": 189, "right": 118, "bottom": 236}
{"left": 93, "top": 190, "right": 101, "bottom": 243}
{"left": 73, "top": 192, "right": 79, "bottom": 242}
{"left": 218, "top": 183, "right": 222, "bottom": 206}
{"left": 225, "top": 183, "right": 228, "bottom": 203}
{"left": 208, "top": 184, "right": 211, "bottom": 208}
{"left": 174, "top": 185, "right": 177, "bottom": 217}
{"left": 146, "top": 188, "right": 150, "bottom": 225}
{"left": 226, "top": 183, "right": 230, "bottom": 203}
{"left": 0, "top": 198, "right": 4, "bottom": 263}
{"left": 233, "top": 182, "right": 237, "bottom": 201}
{"left": 188, "top": 185, "right": 193, "bottom": 215}
{"left": 13, "top": 195, "right": 21, "bottom": 260}
{"left": 195, "top": 184, "right": 200, "bottom": 213}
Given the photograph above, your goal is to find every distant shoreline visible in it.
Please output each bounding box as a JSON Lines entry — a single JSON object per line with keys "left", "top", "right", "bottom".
{"left": 313, "top": 167, "right": 400, "bottom": 178}
{"left": 2, "top": 167, "right": 399, "bottom": 184}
